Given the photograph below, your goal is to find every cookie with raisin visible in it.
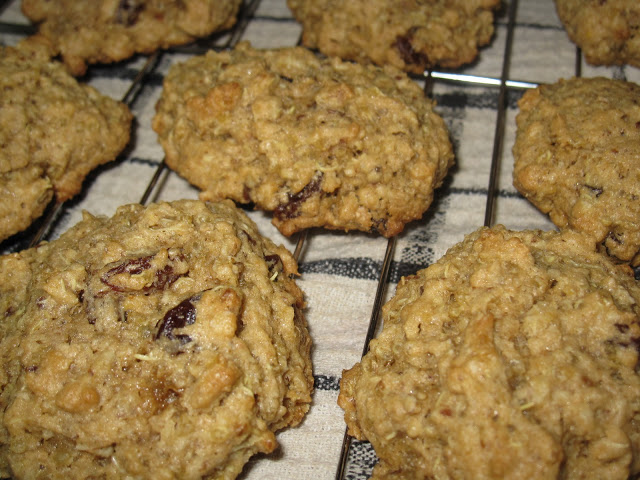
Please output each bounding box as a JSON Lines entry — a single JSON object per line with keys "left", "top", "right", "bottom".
{"left": 287, "top": 0, "right": 501, "bottom": 73}
{"left": 0, "top": 199, "right": 313, "bottom": 479}
{"left": 0, "top": 45, "right": 132, "bottom": 243}
{"left": 513, "top": 76, "right": 640, "bottom": 265}
{"left": 339, "top": 226, "right": 640, "bottom": 479}
{"left": 152, "top": 42, "right": 454, "bottom": 237}
{"left": 20, "top": 0, "right": 243, "bottom": 75}
{"left": 555, "top": 0, "right": 640, "bottom": 67}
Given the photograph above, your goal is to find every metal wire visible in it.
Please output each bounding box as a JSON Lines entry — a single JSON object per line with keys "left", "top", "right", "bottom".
{"left": 0, "top": 0, "right": 264, "bottom": 250}
{"left": 1, "top": 2, "right": 610, "bottom": 478}
{"left": 484, "top": 0, "right": 519, "bottom": 228}
{"left": 333, "top": 0, "right": 523, "bottom": 477}
{"left": 24, "top": 52, "right": 165, "bottom": 247}
{"left": 430, "top": 71, "right": 536, "bottom": 90}
{"left": 0, "top": 0, "right": 534, "bottom": 252}
{"left": 137, "top": 0, "right": 262, "bottom": 206}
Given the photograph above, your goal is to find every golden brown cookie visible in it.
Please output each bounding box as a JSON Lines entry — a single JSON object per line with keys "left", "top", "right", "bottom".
{"left": 287, "top": 0, "right": 501, "bottom": 73}
{"left": 0, "top": 199, "right": 313, "bottom": 479}
{"left": 0, "top": 45, "right": 132, "bottom": 243}
{"left": 20, "top": 0, "right": 243, "bottom": 75}
{"left": 555, "top": 0, "right": 640, "bottom": 67}
{"left": 152, "top": 42, "right": 454, "bottom": 238}
{"left": 339, "top": 226, "right": 640, "bottom": 480}
{"left": 513, "top": 76, "right": 640, "bottom": 266}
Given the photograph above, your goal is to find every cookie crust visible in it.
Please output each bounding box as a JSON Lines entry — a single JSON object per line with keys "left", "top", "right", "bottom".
{"left": 287, "top": 0, "right": 501, "bottom": 73}
{"left": 513, "top": 76, "right": 640, "bottom": 265}
{"left": 152, "top": 42, "right": 454, "bottom": 237}
{"left": 0, "top": 200, "right": 313, "bottom": 479}
{"left": 555, "top": 0, "right": 640, "bottom": 67}
{"left": 21, "top": 0, "right": 243, "bottom": 75}
{"left": 339, "top": 226, "right": 640, "bottom": 479}
{"left": 0, "top": 45, "right": 132, "bottom": 243}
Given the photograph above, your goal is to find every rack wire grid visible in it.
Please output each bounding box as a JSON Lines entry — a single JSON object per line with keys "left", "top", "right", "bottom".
{"left": 1, "top": 1, "right": 639, "bottom": 479}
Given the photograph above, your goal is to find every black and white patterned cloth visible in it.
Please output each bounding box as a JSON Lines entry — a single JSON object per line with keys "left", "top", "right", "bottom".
{"left": 1, "top": 1, "right": 639, "bottom": 478}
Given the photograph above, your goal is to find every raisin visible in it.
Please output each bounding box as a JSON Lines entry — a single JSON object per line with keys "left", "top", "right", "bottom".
{"left": 240, "top": 229, "right": 257, "bottom": 246}
{"left": 101, "top": 256, "right": 152, "bottom": 292}
{"left": 607, "top": 231, "right": 623, "bottom": 245}
{"left": 615, "top": 323, "right": 630, "bottom": 334}
{"left": 242, "top": 185, "right": 252, "bottom": 203}
{"left": 265, "top": 254, "right": 283, "bottom": 277}
{"left": 155, "top": 297, "right": 197, "bottom": 343}
{"left": 583, "top": 184, "right": 603, "bottom": 197}
{"left": 100, "top": 254, "right": 185, "bottom": 293}
{"left": 394, "top": 35, "right": 429, "bottom": 68}
{"left": 116, "top": 0, "right": 142, "bottom": 26}
{"left": 152, "top": 264, "right": 182, "bottom": 291}
{"left": 274, "top": 173, "right": 323, "bottom": 220}
{"left": 371, "top": 218, "right": 388, "bottom": 235}
{"left": 630, "top": 337, "right": 640, "bottom": 373}
{"left": 153, "top": 383, "right": 182, "bottom": 410}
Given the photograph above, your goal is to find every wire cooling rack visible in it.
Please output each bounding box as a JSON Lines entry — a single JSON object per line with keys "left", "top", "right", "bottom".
{"left": 1, "top": 1, "right": 640, "bottom": 479}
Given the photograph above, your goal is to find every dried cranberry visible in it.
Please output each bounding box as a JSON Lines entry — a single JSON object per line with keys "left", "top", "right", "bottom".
{"left": 152, "top": 264, "right": 182, "bottom": 291}
{"left": 274, "top": 174, "right": 323, "bottom": 220}
{"left": 155, "top": 297, "right": 197, "bottom": 343}
{"left": 116, "top": 0, "right": 142, "bottom": 26}
{"left": 101, "top": 256, "right": 152, "bottom": 292}
{"left": 100, "top": 254, "right": 185, "bottom": 293}
{"left": 584, "top": 184, "right": 604, "bottom": 197}
{"left": 371, "top": 218, "right": 388, "bottom": 235}
{"left": 615, "top": 323, "right": 630, "bottom": 334}
{"left": 265, "top": 254, "right": 283, "bottom": 276}
{"left": 394, "top": 35, "right": 429, "bottom": 68}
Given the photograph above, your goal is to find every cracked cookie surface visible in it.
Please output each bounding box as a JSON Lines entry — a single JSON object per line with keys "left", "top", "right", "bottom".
{"left": 0, "top": 45, "right": 131, "bottom": 243}
{"left": 287, "top": 0, "right": 501, "bottom": 73}
{"left": 21, "top": 0, "right": 242, "bottom": 75}
{"left": 513, "top": 76, "right": 640, "bottom": 265}
{"left": 339, "top": 226, "right": 640, "bottom": 480}
{"left": 0, "top": 199, "right": 313, "bottom": 480}
{"left": 153, "top": 42, "right": 454, "bottom": 237}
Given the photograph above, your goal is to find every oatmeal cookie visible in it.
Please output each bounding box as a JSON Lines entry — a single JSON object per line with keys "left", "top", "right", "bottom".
{"left": 0, "top": 45, "right": 132, "bottom": 243}
{"left": 513, "top": 77, "right": 640, "bottom": 266}
{"left": 20, "top": 0, "right": 243, "bottom": 75}
{"left": 339, "top": 226, "right": 640, "bottom": 480}
{"left": 152, "top": 42, "right": 454, "bottom": 237}
{"left": 555, "top": 0, "right": 640, "bottom": 67}
{"left": 0, "top": 199, "right": 313, "bottom": 479}
{"left": 287, "top": 0, "right": 501, "bottom": 73}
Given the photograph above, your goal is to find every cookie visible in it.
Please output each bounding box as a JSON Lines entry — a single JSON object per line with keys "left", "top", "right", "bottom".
{"left": 287, "top": 0, "right": 501, "bottom": 73}
{"left": 152, "top": 42, "right": 454, "bottom": 238}
{"left": 0, "top": 199, "right": 313, "bottom": 479}
{"left": 0, "top": 45, "right": 132, "bottom": 243}
{"left": 555, "top": 0, "right": 640, "bottom": 67}
{"left": 20, "top": 0, "right": 243, "bottom": 75}
{"left": 339, "top": 226, "right": 640, "bottom": 480}
{"left": 513, "top": 76, "right": 640, "bottom": 266}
